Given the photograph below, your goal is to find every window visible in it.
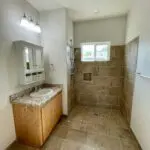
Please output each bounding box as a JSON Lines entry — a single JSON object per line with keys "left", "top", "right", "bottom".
{"left": 81, "top": 44, "right": 95, "bottom": 62}
{"left": 81, "top": 42, "right": 110, "bottom": 62}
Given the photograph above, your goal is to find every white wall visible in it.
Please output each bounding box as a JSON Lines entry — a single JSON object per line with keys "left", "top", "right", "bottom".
{"left": 66, "top": 12, "right": 74, "bottom": 112}
{"left": 40, "top": 8, "right": 71, "bottom": 115}
{"left": 74, "top": 16, "right": 127, "bottom": 47}
{"left": 126, "top": 0, "right": 150, "bottom": 150}
{"left": 40, "top": 9, "right": 67, "bottom": 84}
{"left": 0, "top": 0, "right": 41, "bottom": 149}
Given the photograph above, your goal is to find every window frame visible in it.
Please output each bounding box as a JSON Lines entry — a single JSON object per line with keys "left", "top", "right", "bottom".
{"left": 81, "top": 42, "right": 111, "bottom": 62}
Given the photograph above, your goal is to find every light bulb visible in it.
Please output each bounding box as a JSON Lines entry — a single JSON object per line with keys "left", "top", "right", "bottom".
{"left": 20, "top": 15, "right": 29, "bottom": 28}
{"left": 28, "top": 19, "right": 35, "bottom": 31}
{"left": 34, "top": 24, "right": 41, "bottom": 33}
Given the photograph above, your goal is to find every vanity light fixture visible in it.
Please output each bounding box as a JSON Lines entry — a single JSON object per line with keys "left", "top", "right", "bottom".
{"left": 20, "top": 14, "right": 42, "bottom": 34}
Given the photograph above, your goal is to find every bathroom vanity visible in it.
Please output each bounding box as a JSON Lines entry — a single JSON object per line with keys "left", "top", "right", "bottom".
{"left": 11, "top": 41, "right": 63, "bottom": 147}
{"left": 11, "top": 87, "right": 62, "bottom": 147}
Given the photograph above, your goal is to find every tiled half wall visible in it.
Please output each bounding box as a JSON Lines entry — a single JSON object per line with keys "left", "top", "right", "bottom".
{"left": 121, "top": 38, "right": 139, "bottom": 123}
{"left": 74, "top": 46, "right": 125, "bottom": 109}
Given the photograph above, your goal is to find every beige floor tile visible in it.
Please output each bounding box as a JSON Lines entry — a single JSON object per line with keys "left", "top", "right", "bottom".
{"left": 116, "top": 117, "right": 129, "bottom": 129}
{"left": 87, "top": 133, "right": 99, "bottom": 148}
{"left": 86, "top": 123, "right": 108, "bottom": 135}
{"left": 68, "top": 112, "right": 84, "bottom": 122}
{"left": 8, "top": 105, "right": 140, "bottom": 150}
{"left": 51, "top": 124, "right": 69, "bottom": 138}
{"left": 80, "top": 144, "right": 95, "bottom": 150}
{"left": 85, "top": 123, "right": 97, "bottom": 133}
{"left": 121, "top": 139, "right": 140, "bottom": 150}
{"left": 66, "top": 129, "right": 87, "bottom": 144}
{"left": 42, "top": 136, "right": 63, "bottom": 150}
{"left": 70, "top": 121, "right": 84, "bottom": 130}
{"left": 59, "top": 117, "right": 73, "bottom": 128}
{"left": 7, "top": 142, "right": 40, "bottom": 150}
{"left": 95, "top": 147, "right": 107, "bottom": 150}
{"left": 95, "top": 135, "right": 122, "bottom": 150}
{"left": 84, "top": 116, "right": 102, "bottom": 125}
{"left": 60, "top": 139, "right": 82, "bottom": 150}
{"left": 103, "top": 117, "right": 123, "bottom": 129}
{"left": 109, "top": 127, "right": 134, "bottom": 140}
{"left": 80, "top": 122, "right": 88, "bottom": 132}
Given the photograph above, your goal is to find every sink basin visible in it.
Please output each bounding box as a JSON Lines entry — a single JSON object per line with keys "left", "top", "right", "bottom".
{"left": 30, "top": 88, "right": 53, "bottom": 98}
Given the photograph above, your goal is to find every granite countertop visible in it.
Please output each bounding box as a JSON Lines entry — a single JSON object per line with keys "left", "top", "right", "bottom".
{"left": 10, "top": 87, "right": 62, "bottom": 107}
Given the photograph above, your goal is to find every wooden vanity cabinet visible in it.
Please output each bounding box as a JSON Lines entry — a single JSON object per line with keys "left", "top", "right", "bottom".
{"left": 12, "top": 93, "right": 62, "bottom": 147}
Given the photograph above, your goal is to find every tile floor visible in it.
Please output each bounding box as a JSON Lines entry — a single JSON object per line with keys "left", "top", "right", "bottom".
{"left": 8, "top": 105, "right": 141, "bottom": 150}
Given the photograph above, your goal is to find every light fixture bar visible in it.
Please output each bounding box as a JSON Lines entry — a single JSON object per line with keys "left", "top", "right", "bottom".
{"left": 20, "top": 14, "right": 42, "bottom": 33}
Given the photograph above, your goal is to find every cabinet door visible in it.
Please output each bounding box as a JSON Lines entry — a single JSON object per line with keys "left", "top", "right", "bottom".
{"left": 55, "top": 93, "right": 62, "bottom": 120}
{"left": 41, "top": 99, "right": 55, "bottom": 142}
{"left": 33, "top": 49, "right": 43, "bottom": 69}
{"left": 13, "top": 104, "right": 43, "bottom": 147}
{"left": 41, "top": 93, "right": 62, "bottom": 142}
{"left": 24, "top": 47, "right": 33, "bottom": 71}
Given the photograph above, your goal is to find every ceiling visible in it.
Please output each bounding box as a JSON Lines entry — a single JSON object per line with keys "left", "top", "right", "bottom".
{"left": 27, "top": 0, "right": 132, "bottom": 21}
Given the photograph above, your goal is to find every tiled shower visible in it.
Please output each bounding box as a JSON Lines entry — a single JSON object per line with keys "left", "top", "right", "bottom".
{"left": 74, "top": 46, "right": 124, "bottom": 109}
{"left": 73, "top": 39, "right": 139, "bottom": 125}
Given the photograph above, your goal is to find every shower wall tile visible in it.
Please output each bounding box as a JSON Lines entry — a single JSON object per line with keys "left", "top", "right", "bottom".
{"left": 121, "top": 38, "right": 139, "bottom": 124}
{"left": 74, "top": 46, "right": 125, "bottom": 109}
